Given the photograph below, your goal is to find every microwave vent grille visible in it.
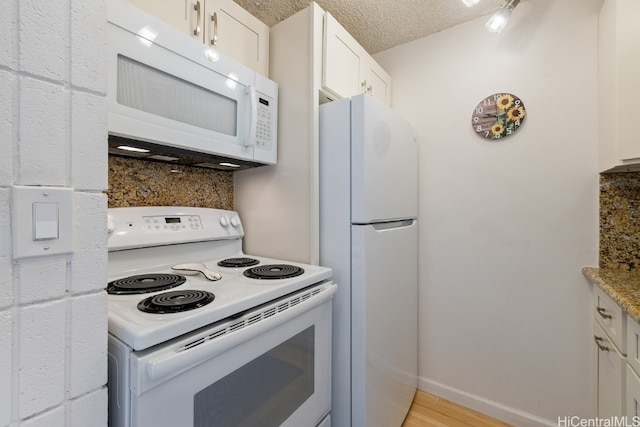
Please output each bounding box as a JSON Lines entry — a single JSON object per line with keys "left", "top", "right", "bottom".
{"left": 117, "top": 55, "right": 237, "bottom": 136}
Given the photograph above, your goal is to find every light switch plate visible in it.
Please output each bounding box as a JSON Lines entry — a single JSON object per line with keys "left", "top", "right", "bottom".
{"left": 12, "top": 186, "right": 74, "bottom": 259}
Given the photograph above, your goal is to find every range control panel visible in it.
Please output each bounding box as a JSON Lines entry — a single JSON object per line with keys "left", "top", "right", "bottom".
{"left": 107, "top": 207, "right": 244, "bottom": 251}
{"left": 142, "top": 215, "right": 203, "bottom": 232}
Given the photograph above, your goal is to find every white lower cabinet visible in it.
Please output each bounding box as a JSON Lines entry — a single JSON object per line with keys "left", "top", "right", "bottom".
{"left": 627, "top": 314, "right": 640, "bottom": 418}
{"left": 627, "top": 364, "right": 640, "bottom": 417}
{"left": 594, "top": 320, "right": 626, "bottom": 417}
{"left": 594, "top": 285, "right": 627, "bottom": 353}
{"left": 590, "top": 285, "right": 640, "bottom": 418}
{"left": 627, "top": 313, "right": 640, "bottom": 375}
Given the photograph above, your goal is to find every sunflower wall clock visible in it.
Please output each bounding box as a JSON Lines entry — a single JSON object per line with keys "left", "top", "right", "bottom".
{"left": 471, "top": 93, "right": 526, "bottom": 140}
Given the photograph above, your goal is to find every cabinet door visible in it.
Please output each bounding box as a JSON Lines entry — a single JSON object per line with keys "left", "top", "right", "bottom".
{"left": 126, "top": 0, "right": 200, "bottom": 40}
{"left": 594, "top": 285, "right": 627, "bottom": 353}
{"left": 614, "top": 0, "right": 640, "bottom": 160}
{"left": 627, "top": 365, "right": 640, "bottom": 418}
{"left": 322, "top": 12, "right": 392, "bottom": 106}
{"left": 598, "top": 0, "right": 640, "bottom": 169}
{"left": 363, "top": 59, "right": 391, "bottom": 106}
{"left": 125, "top": 0, "right": 268, "bottom": 76}
{"left": 628, "top": 314, "right": 640, "bottom": 376}
{"left": 594, "top": 320, "right": 626, "bottom": 417}
{"left": 206, "top": 0, "right": 269, "bottom": 76}
{"left": 322, "top": 12, "right": 363, "bottom": 100}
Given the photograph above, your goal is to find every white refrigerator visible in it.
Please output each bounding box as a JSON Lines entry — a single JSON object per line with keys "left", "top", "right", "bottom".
{"left": 319, "top": 94, "right": 418, "bottom": 427}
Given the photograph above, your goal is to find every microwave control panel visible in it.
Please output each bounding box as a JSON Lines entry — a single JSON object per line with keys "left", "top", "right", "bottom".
{"left": 255, "top": 96, "right": 274, "bottom": 150}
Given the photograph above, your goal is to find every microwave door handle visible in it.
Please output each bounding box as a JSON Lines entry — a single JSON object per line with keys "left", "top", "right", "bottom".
{"left": 245, "top": 85, "right": 257, "bottom": 147}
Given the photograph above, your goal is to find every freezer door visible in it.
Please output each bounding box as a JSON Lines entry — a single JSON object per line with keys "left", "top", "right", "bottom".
{"left": 351, "top": 219, "right": 418, "bottom": 427}
{"left": 350, "top": 95, "right": 418, "bottom": 223}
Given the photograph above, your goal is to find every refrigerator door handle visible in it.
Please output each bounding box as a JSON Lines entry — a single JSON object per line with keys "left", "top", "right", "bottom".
{"left": 369, "top": 219, "right": 415, "bottom": 230}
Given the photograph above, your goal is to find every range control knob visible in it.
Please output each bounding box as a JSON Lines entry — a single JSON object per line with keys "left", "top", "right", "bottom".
{"left": 219, "top": 215, "right": 230, "bottom": 227}
{"left": 230, "top": 216, "right": 241, "bottom": 228}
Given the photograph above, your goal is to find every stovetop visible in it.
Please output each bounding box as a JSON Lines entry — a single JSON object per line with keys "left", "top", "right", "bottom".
{"left": 106, "top": 207, "right": 332, "bottom": 351}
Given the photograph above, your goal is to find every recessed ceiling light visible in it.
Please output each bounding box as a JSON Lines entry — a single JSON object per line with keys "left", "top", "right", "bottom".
{"left": 117, "top": 145, "right": 150, "bottom": 153}
{"left": 147, "top": 155, "right": 179, "bottom": 162}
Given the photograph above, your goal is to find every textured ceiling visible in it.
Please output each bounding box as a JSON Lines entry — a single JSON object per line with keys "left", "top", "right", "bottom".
{"left": 233, "top": 0, "right": 505, "bottom": 54}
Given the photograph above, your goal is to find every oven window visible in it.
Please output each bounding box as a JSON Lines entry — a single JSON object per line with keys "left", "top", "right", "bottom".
{"left": 194, "top": 326, "right": 315, "bottom": 426}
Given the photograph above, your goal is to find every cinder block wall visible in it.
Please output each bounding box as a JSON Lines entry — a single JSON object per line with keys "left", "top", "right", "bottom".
{"left": 0, "top": 0, "right": 108, "bottom": 425}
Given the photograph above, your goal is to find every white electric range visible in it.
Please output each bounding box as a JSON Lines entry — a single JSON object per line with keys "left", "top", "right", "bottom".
{"left": 106, "top": 206, "right": 335, "bottom": 427}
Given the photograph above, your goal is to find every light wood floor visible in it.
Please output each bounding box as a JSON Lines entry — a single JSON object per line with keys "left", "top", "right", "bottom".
{"left": 401, "top": 390, "right": 514, "bottom": 427}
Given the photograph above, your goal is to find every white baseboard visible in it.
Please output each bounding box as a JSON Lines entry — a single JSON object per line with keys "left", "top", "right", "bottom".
{"left": 419, "top": 377, "right": 556, "bottom": 427}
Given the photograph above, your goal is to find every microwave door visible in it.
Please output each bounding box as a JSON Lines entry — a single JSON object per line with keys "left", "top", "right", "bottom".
{"left": 107, "top": 15, "right": 256, "bottom": 162}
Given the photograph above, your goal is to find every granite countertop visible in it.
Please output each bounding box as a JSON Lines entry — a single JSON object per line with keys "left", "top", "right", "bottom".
{"left": 583, "top": 266, "right": 640, "bottom": 322}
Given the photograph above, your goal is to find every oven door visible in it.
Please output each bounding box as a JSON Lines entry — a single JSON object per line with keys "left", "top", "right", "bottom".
{"left": 129, "top": 283, "right": 336, "bottom": 427}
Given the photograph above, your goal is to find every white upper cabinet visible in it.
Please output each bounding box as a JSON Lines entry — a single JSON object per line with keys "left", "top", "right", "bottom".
{"left": 322, "top": 13, "right": 361, "bottom": 101}
{"left": 322, "top": 12, "right": 391, "bottom": 106}
{"left": 598, "top": 0, "right": 640, "bottom": 172}
{"left": 125, "top": 0, "right": 269, "bottom": 76}
{"left": 209, "top": 0, "right": 269, "bottom": 76}
{"left": 364, "top": 60, "right": 391, "bottom": 105}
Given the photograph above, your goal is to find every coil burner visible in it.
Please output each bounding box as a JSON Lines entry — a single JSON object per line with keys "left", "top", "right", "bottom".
{"left": 137, "top": 290, "right": 215, "bottom": 314}
{"left": 243, "top": 264, "right": 305, "bottom": 280}
{"left": 217, "top": 257, "right": 260, "bottom": 268}
{"left": 107, "top": 274, "right": 186, "bottom": 295}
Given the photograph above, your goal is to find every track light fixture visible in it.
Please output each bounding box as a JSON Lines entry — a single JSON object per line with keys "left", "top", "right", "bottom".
{"left": 485, "top": 0, "right": 521, "bottom": 33}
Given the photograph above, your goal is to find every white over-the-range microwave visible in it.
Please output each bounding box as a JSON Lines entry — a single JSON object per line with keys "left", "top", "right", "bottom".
{"left": 107, "top": 0, "right": 278, "bottom": 170}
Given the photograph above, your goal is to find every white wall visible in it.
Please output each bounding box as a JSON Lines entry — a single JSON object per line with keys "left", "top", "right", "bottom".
{"left": 375, "top": 0, "right": 600, "bottom": 425}
{"left": 236, "top": 5, "right": 323, "bottom": 264}
{"left": 0, "top": 0, "right": 108, "bottom": 425}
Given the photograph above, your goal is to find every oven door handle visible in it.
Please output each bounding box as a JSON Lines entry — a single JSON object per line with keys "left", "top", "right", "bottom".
{"left": 143, "top": 283, "right": 337, "bottom": 383}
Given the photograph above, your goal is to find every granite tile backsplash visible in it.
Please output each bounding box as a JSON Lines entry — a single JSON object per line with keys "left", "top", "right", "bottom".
{"left": 107, "top": 158, "right": 640, "bottom": 270}
{"left": 600, "top": 172, "right": 640, "bottom": 270}
{"left": 107, "top": 156, "right": 234, "bottom": 210}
